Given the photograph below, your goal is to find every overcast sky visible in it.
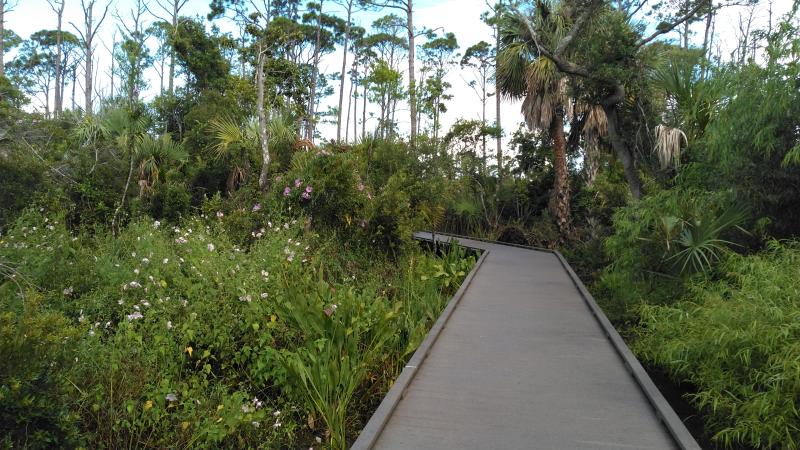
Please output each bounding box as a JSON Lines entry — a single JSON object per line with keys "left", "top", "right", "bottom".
{"left": 5, "top": 0, "right": 791, "bottom": 144}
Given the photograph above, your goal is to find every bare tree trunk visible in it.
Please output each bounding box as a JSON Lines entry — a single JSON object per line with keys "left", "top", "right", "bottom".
{"left": 71, "top": 65, "right": 77, "bottom": 109}
{"left": 168, "top": 1, "right": 177, "bottom": 95}
{"left": 85, "top": 15, "right": 94, "bottom": 112}
{"left": 495, "top": 0, "right": 503, "bottom": 182}
{"left": 336, "top": 1, "right": 352, "bottom": 141}
{"left": 50, "top": 0, "right": 66, "bottom": 116}
{"left": 700, "top": 6, "right": 714, "bottom": 80}
{"left": 256, "top": 48, "right": 271, "bottom": 190}
{"left": 481, "top": 87, "right": 487, "bottom": 176}
{"left": 0, "top": 0, "right": 7, "bottom": 78}
{"left": 406, "top": 0, "right": 417, "bottom": 146}
{"left": 72, "top": 0, "right": 110, "bottom": 115}
{"left": 307, "top": 0, "right": 324, "bottom": 141}
{"left": 345, "top": 74, "right": 354, "bottom": 142}
{"left": 362, "top": 81, "right": 367, "bottom": 138}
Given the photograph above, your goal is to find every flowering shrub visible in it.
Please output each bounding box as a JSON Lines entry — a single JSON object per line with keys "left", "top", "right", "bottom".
{"left": 0, "top": 206, "right": 473, "bottom": 448}
{"left": 279, "top": 151, "right": 368, "bottom": 234}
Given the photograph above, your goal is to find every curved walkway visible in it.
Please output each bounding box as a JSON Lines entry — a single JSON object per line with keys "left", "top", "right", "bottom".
{"left": 352, "top": 233, "right": 700, "bottom": 450}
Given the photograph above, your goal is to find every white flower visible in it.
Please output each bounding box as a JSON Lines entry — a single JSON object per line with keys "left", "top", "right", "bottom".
{"left": 118, "top": 299, "right": 125, "bottom": 305}
{"left": 88, "top": 329, "right": 95, "bottom": 336}
{"left": 129, "top": 281, "right": 142, "bottom": 289}
{"left": 242, "top": 404, "right": 253, "bottom": 413}
{"left": 216, "top": 211, "right": 224, "bottom": 218}
{"left": 239, "top": 295, "right": 252, "bottom": 303}
{"left": 175, "top": 236, "right": 188, "bottom": 244}
{"left": 63, "top": 286, "right": 74, "bottom": 296}
{"left": 166, "top": 321, "right": 173, "bottom": 329}
{"left": 163, "top": 258, "right": 169, "bottom": 264}
{"left": 153, "top": 220, "right": 161, "bottom": 229}
{"left": 315, "top": 437, "right": 322, "bottom": 443}
{"left": 207, "top": 243, "right": 215, "bottom": 252}
{"left": 166, "top": 393, "right": 177, "bottom": 402}
{"left": 273, "top": 410, "right": 281, "bottom": 417}
{"left": 260, "top": 292, "right": 268, "bottom": 299}
{"left": 134, "top": 268, "right": 140, "bottom": 275}
{"left": 126, "top": 312, "right": 143, "bottom": 321}
{"left": 140, "top": 300, "right": 151, "bottom": 307}
{"left": 273, "top": 422, "right": 282, "bottom": 428}
{"left": 131, "top": 252, "right": 137, "bottom": 258}
{"left": 141, "top": 258, "right": 150, "bottom": 264}
{"left": 78, "top": 309, "right": 85, "bottom": 323}
{"left": 251, "top": 421, "right": 260, "bottom": 428}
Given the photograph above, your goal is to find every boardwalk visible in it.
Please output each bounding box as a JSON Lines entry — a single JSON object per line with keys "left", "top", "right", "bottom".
{"left": 352, "top": 233, "right": 700, "bottom": 450}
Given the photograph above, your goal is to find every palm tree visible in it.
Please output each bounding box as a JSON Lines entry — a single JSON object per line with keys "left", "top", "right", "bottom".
{"left": 497, "top": 5, "right": 571, "bottom": 235}
{"left": 135, "top": 133, "right": 187, "bottom": 196}
{"left": 209, "top": 115, "right": 257, "bottom": 194}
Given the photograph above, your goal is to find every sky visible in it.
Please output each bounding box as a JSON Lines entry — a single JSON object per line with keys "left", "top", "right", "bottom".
{"left": 4, "top": 0, "right": 793, "bottom": 146}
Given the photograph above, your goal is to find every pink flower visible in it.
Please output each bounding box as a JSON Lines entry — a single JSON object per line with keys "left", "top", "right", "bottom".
{"left": 283, "top": 187, "right": 291, "bottom": 196}
{"left": 301, "top": 192, "right": 311, "bottom": 200}
{"left": 252, "top": 203, "right": 261, "bottom": 212}
{"left": 274, "top": 175, "right": 282, "bottom": 182}
{"left": 305, "top": 186, "right": 313, "bottom": 193}
{"left": 294, "top": 179, "right": 302, "bottom": 188}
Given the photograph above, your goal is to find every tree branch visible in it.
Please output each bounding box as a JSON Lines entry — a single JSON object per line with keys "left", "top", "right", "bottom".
{"left": 554, "top": 0, "right": 602, "bottom": 56}
{"left": 636, "top": 0, "right": 710, "bottom": 47}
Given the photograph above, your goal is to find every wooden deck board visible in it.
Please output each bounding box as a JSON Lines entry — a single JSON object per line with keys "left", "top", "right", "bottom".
{"left": 352, "top": 233, "right": 699, "bottom": 450}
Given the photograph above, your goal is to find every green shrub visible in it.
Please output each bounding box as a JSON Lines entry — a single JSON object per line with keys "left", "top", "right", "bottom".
{"left": 596, "top": 188, "right": 747, "bottom": 321}
{"left": 635, "top": 241, "right": 800, "bottom": 449}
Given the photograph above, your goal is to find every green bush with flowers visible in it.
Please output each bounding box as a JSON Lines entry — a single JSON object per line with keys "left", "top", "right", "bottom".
{"left": 0, "top": 203, "right": 474, "bottom": 448}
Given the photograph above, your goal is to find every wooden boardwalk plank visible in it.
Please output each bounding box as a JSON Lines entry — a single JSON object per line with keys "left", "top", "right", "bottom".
{"left": 352, "top": 233, "right": 699, "bottom": 450}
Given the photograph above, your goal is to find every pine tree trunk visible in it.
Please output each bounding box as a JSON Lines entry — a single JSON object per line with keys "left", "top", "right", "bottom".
{"left": 257, "top": 49, "right": 271, "bottom": 190}
{"left": 0, "top": 1, "right": 5, "bottom": 78}
{"left": 336, "top": 2, "right": 352, "bottom": 141}
{"left": 54, "top": 1, "right": 65, "bottom": 116}
{"left": 307, "top": 0, "right": 323, "bottom": 141}
{"left": 406, "top": 0, "right": 417, "bottom": 146}
{"left": 495, "top": 0, "right": 503, "bottom": 182}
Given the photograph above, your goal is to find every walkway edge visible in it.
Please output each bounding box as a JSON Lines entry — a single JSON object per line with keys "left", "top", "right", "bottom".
{"left": 351, "top": 242, "right": 489, "bottom": 450}
{"left": 551, "top": 250, "right": 702, "bottom": 450}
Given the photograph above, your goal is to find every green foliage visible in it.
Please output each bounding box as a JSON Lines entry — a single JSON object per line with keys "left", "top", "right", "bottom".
{"left": 0, "top": 203, "right": 470, "bottom": 447}
{"left": 597, "top": 188, "right": 747, "bottom": 321}
{"left": 635, "top": 241, "right": 800, "bottom": 449}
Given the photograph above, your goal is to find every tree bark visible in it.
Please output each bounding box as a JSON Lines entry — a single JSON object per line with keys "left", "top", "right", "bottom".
{"left": 406, "top": 0, "right": 417, "bottom": 146}
{"left": 52, "top": 0, "right": 65, "bottom": 116}
{"left": 307, "top": 0, "right": 324, "bottom": 141}
{"left": 256, "top": 49, "right": 271, "bottom": 190}
{"left": 0, "top": 0, "right": 6, "bottom": 78}
{"left": 85, "top": 7, "right": 94, "bottom": 113}
{"left": 549, "top": 109, "right": 570, "bottom": 235}
{"left": 495, "top": 0, "right": 503, "bottom": 181}
{"left": 362, "top": 80, "right": 367, "bottom": 138}
{"left": 168, "top": 1, "right": 177, "bottom": 96}
{"left": 336, "top": 1, "right": 352, "bottom": 141}
{"left": 602, "top": 102, "right": 642, "bottom": 200}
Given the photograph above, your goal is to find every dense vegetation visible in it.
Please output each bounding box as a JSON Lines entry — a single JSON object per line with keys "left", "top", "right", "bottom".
{"left": 1, "top": 0, "right": 800, "bottom": 448}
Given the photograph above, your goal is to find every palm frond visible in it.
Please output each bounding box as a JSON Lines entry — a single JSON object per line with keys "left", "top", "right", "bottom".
{"left": 654, "top": 124, "right": 687, "bottom": 170}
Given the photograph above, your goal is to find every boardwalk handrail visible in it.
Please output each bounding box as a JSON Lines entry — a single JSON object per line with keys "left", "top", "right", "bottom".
{"left": 352, "top": 232, "right": 701, "bottom": 450}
